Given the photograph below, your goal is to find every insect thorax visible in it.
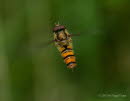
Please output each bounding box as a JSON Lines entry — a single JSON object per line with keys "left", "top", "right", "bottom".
{"left": 54, "top": 29, "right": 71, "bottom": 46}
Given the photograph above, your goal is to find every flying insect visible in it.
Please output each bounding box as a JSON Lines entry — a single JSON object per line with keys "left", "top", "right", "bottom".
{"left": 53, "top": 23, "right": 77, "bottom": 69}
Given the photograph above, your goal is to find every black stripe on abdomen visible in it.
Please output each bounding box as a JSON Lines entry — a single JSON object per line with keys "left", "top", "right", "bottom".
{"left": 63, "top": 55, "right": 74, "bottom": 59}
{"left": 61, "top": 48, "right": 72, "bottom": 53}
{"left": 67, "top": 62, "right": 76, "bottom": 66}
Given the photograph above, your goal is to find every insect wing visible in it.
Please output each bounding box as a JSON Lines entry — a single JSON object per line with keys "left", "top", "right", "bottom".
{"left": 30, "top": 40, "right": 55, "bottom": 54}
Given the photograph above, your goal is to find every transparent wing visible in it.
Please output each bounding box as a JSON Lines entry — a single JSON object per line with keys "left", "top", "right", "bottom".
{"left": 36, "top": 40, "right": 54, "bottom": 48}
{"left": 30, "top": 40, "right": 55, "bottom": 54}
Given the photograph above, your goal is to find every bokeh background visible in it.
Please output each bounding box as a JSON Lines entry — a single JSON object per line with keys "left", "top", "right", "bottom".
{"left": 0, "top": 0, "right": 130, "bottom": 101}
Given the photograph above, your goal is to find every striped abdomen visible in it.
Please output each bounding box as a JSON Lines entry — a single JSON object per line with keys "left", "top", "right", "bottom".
{"left": 61, "top": 48, "right": 77, "bottom": 69}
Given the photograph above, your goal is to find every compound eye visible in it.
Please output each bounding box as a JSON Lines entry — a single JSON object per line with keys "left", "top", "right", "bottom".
{"left": 53, "top": 25, "right": 66, "bottom": 32}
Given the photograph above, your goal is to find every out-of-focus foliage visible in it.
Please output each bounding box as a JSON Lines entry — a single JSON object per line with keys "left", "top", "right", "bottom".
{"left": 0, "top": 0, "right": 129, "bottom": 101}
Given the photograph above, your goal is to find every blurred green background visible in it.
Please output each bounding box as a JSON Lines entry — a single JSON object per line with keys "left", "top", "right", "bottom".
{"left": 0, "top": 0, "right": 130, "bottom": 101}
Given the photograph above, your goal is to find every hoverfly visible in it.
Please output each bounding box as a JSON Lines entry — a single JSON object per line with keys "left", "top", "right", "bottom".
{"left": 53, "top": 23, "right": 77, "bottom": 69}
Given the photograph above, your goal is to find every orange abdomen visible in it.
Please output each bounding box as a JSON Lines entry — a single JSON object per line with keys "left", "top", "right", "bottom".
{"left": 61, "top": 49, "right": 77, "bottom": 69}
